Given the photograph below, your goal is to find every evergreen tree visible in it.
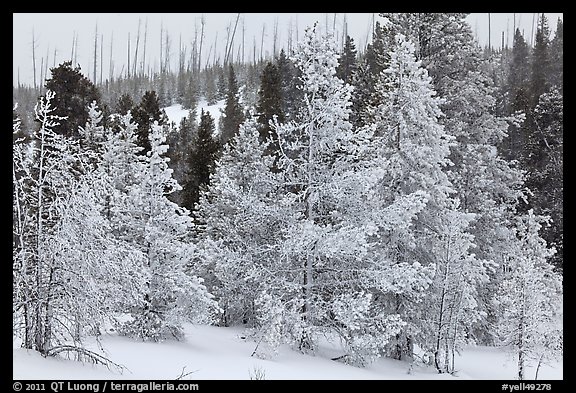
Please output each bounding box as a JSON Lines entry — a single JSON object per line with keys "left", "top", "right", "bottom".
{"left": 204, "top": 68, "right": 218, "bottom": 105}
{"left": 184, "top": 110, "right": 220, "bottom": 212}
{"left": 256, "top": 61, "right": 284, "bottom": 156}
{"left": 109, "top": 118, "right": 217, "bottom": 340}
{"left": 115, "top": 93, "right": 135, "bottom": 116}
{"left": 44, "top": 61, "right": 100, "bottom": 139}
{"left": 166, "top": 110, "right": 197, "bottom": 207}
{"left": 193, "top": 118, "right": 294, "bottom": 328}
{"left": 13, "top": 92, "right": 146, "bottom": 355}
{"left": 270, "top": 28, "right": 424, "bottom": 362}
{"left": 495, "top": 210, "right": 562, "bottom": 380}
{"left": 381, "top": 14, "right": 531, "bottom": 352}
{"left": 526, "top": 89, "right": 563, "bottom": 271}
{"left": 531, "top": 14, "right": 551, "bottom": 107}
{"left": 369, "top": 34, "right": 483, "bottom": 368}
{"left": 350, "top": 21, "right": 389, "bottom": 128}
{"left": 548, "top": 19, "right": 563, "bottom": 91}
{"left": 502, "top": 29, "right": 531, "bottom": 160}
{"left": 132, "top": 90, "right": 167, "bottom": 155}
{"left": 276, "top": 49, "right": 303, "bottom": 121}
{"left": 336, "top": 35, "right": 358, "bottom": 85}
{"left": 219, "top": 65, "right": 244, "bottom": 145}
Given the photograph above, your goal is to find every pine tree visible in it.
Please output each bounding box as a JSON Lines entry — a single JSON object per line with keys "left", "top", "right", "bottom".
{"left": 350, "top": 21, "right": 389, "bottom": 128}
{"left": 219, "top": 65, "right": 244, "bottom": 145}
{"left": 132, "top": 90, "right": 167, "bottom": 155}
{"left": 495, "top": 210, "right": 562, "bottom": 380}
{"left": 194, "top": 118, "right": 294, "bottom": 328}
{"left": 256, "top": 61, "right": 284, "bottom": 156}
{"left": 527, "top": 89, "right": 563, "bottom": 271}
{"left": 117, "top": 120, "right": 217, "bottom": 341}
{"left": 502, "top": 29, "right": 531, "bottom": 160}
{"left": 13, "top": 92, "right": 146, "bottom": 355}
{"left": 381, "top": 14, "right": 531, "bottom": 352}
{"left": 531, "top": 15, "right": 551, "bottom": 107}
{"left": 276, "top": 49, "right": 303, "bottom": 121}
{"left": 548, "top": 19, "right": 563, "bottom": 91}
{"left": 269, "top": 28, "right": 426, "bottom": 361}
{"left": 115, "top": 93, "right": 135, "bottom": 115}
{"left": 44, "top": 61, "right": 101, "bottom": 139}
{"left": 336, "top": 35, "right": 357, "bottom": 85}
{"left": 368, "top": 34, "right": 475, "bottom": 365}
{"left": 166, "top": 110, "right": 197, "bottom": 207}
{"left": 184, "top": 109, "right": 220, "bottom": 213}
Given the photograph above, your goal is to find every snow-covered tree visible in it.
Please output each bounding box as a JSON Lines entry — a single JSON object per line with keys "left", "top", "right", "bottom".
{"left": 117, "top": 120, "right": 217, "bottom": 340}
{"left": 12, "top": 92, "right": 147, "bottom": 356}
{"left": 494, "top": 210, "right": 562, "bottom": 380}
{"left": 380, "top": 14, "right": 530, "bottom": 349}
{"left": 364, "top": 34, "right": 496, "bottom": 373}
{"left": 194, "top": 117, "right": 295, "bottom": 328}
{"left": 269, "top": 28, "right": 436, "bottom": 363}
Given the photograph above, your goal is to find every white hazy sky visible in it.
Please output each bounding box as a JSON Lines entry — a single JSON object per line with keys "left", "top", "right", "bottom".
{"left": 13, "top": 13, "right": 563, "bottom": 87}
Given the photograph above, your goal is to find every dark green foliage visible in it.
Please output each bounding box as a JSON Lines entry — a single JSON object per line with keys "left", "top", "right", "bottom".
{"left": 256, "top": 62, "right": 284, "bottom": 156}
{"left": 44, "top": 61, "right": 101, "bottom": 139}
{"left": 276, "top": 49, "right": 303, "bottom": 121}
{"left": 183, "top": 110, "right": 220, "bottom": 212}
{"left": 498, "top": 15, "right": 563, "bottom": 271}
{"left": 132, "top": 90, "right": 166, "bottom": 155}
{"left": 350, "top": 22, "right": 390, "bottom": 128}
{"left": 216, "top": 65, "right": 227, "bottom": 100}
{"left": 548, "top": 19, "right": 563, "bottom": 91}
{"left": 219, "top": 65, "right": 244, "bottom": 145}
{"left": 501, "top": 29, "right": 531, "bottom": 160}
{"left": 336, "top": 36, "right": 358, "bottom": 85}
{"left": 531, "top": 15, "right": 551, "bottom": 107}
{"left": 525, "top": 90, "right": 563, "bottom": 271}
{"left": 115, "top": 93, "right": 135, "bottom": 115}
{"left": 166, "top": 110, "right": 197, "bottom": 207}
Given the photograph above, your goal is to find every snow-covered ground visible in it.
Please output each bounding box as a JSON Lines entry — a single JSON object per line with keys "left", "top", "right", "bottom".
{"left": 163, "top": 99, "right": 226, "bottom": 131}
{"left": 13, "top": 323, "right": 562, "bottom": 380}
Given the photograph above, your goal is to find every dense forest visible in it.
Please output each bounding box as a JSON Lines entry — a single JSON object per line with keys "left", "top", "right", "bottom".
{"left": 13, "top": 13, "right": 562, "bottom": 379}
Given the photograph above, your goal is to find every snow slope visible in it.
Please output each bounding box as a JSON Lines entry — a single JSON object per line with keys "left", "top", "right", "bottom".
{"left": 13, "top": 323, "right": 562, "bottom": 380}
{"left": 163, "top": 99, "right": 226, "bottom": 131}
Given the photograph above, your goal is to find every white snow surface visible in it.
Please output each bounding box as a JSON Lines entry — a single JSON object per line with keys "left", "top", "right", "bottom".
{"left": 13, "top": 323, "right": 562, "bottom": 380}
{"left": 163, "top": 99, "right": 226, "bottom": 131}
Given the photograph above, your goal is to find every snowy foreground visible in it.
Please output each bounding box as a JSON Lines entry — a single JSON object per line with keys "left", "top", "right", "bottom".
{"left": 13, "top": 323, "right": 562, "bottom": 380}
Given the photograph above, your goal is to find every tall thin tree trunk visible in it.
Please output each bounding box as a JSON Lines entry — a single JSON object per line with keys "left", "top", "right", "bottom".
{"left": 530, "top": 13, "right": 536, "bottom": 47}
{"left": 142, "top": 18, "right": 148, "bottom": 77}
{"left": 39, "top": 57, "right": 43, "bottom": 93}
{"left": 273, "top": 17, "right": 278, "bottom": 58}
{"left": 213, "top": 32, "right": 218, "bottom": 66}
{"left": 225, "top": 14, "right": 241, "bottom": 66}
{"left": 44, "top": 46, "right": 49, "bottom": 87}
{"left": 253, "top": 36, "right": 256, "bottom": 66}
{"left": 74, "top": 32, "right": 79, "bottom": 65}
{"left": 109, "top": 32, "right": 114, "bottom": 83}
{"left": 241, "top": 17, "right": 245, "bottom": 64}
{"left": 133, "top": 19, "right": 141, "bottom": 78}
{"left": 100, "top": 34, "right": 104, "bottom": 85}
{"left": 70, "top": 31, "right": 75, "bottom": 63}
{"left": 93, "top": 24, "right": 98, "bottom": 84}
{"left": 198, "top": 15, "right": 205, "bottom": 73}
{"left": 127, "top": 32, "right": 131, "bottom": 78}
{"left": 488, "top": 13, "right": 491, "bottom": 52}
{"left": 260, "top": 24, "right": 266, "bottom": 62}
{"left": 32, "top": 28, "right": 37, "bottom": 91}
{"left": 164, "top": 31, "right": 170, "bottom": 73}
